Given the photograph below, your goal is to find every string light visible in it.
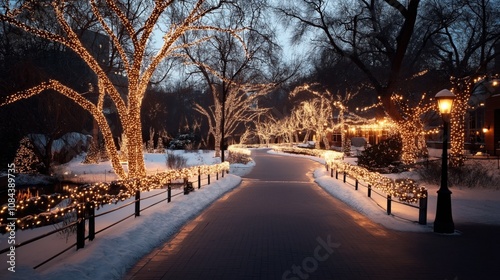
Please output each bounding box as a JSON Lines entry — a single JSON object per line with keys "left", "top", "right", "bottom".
{"left": 273, "top": 146, "right": 426, "bottom": 204}
{"left": 390, "top": 92, "right": 436, "bottom": 164}
{"left": 327, "top": 158, "right": 426, "bottom": 204}
{"left": 13, "top": 137, "right": 44, "bottom": 173}
{"left": 83, "top": 138, "right": 100, "bottom": 164}
{"left": 0, "top": 162, "right": 230, "bottom": 232}
{"left": 447, "top": 74, "right": 499, "bottom": 166}
{"left": 0, "top": 1, "right": 245, "bottom": 179}
{"left": 227, "top": 145, "right": 252, "bottom": 163}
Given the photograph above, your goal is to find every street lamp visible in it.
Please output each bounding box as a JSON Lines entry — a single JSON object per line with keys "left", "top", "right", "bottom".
{"left": 434, "top": 89, "right": 455, "bottom": 233}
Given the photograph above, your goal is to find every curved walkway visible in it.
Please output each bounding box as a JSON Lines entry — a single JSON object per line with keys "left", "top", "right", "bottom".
{"left": 125, "top": 149, "right": 500, "bottom": 279}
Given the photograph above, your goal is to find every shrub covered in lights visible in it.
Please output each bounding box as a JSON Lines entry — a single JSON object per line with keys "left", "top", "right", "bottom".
{"left": 357, "top": 136, "right": 403, "bottom": 172}
{"left": 274, "top": 145, "right": 426, "bottom": 204}
{"left": 13, "top": 137, "right": 45, "bottom": 174}
{"left": 328, "top": 161, "right": 426, "bottom": 204}
{"left": 227, "top": 145, "right": 253, "bottom": 164}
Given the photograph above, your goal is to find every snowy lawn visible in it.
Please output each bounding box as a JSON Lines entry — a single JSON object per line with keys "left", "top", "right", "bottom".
{"left": 52, "top": 150, "right": 224, "bottom": 183}
{"left": 1, "top": 150, "right": 254, "bottom": 280}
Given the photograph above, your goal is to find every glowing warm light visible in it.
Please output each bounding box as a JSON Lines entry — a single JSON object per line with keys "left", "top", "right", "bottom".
{"left": 389, "top": 92, "right": 436, "bottom": 164}
{"left": 0, "top": 1, "right": 245, "bottom": 179}
{"left": 435, "top": 89, "right": 455, "bottom": 116}
{"left": 273, "top": 146, "right": 427, "bottom": 204}
{"left": 13, "top": 137, "right": 43, "bottom": 174}
{"left": 447, "top": 74, "right": 498, "bottom": 166}
{"left": 2, "top": 162, "right": 229, "bottom": 231}
{"left": 289, "top": 83, "right": 375, "bottom": 152}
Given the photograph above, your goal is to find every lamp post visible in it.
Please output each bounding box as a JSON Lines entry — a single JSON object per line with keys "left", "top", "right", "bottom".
{"left": 434, "top": 89, "right": 455, "bottom": 233}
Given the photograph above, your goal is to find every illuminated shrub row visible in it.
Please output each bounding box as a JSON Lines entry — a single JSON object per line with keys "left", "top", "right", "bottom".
{"left": 328, "top": 160, "right": 426, "bottom": 204}
{"left": 227, "top": 145, "right": 253, "bottom": 164}
{"left": 1, "top": 162, "right": 230, "bottom": 232}
{"left": 272, "top": 146, "right": 344, "bottom": 160}
{"left": 273, "top": 146, "right": 426, "bottom": 204}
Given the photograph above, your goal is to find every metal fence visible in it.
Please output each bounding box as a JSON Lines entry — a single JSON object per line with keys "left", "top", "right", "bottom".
{"left": 326, "top": 165, "right": 428, "bottom": 225}
{"left": 0, "top": 169, "right": 228, "bottom": 269}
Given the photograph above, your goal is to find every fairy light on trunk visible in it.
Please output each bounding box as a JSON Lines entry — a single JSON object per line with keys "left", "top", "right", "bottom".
{"left": 0, "top": 0, "right": 245, "bottom": 180}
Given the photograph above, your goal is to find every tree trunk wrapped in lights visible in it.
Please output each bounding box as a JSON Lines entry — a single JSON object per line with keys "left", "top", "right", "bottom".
{"left": 0, "top": 1, "right": 246, "bottom": 179}
{"left": 391, "top": 92, "right": 434, "bottom": 164}
{"left": 290, "top": 84, "right": 357, "bottom": 151}
{"left": 448, "top": 76, "right": 478, "bottom": 167}
{"left": 398, "top": 119, "right": 426, "bottom": 164}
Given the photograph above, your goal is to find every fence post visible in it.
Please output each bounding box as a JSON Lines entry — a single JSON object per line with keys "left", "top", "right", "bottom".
{"left": 222, "top": 168, "right": 224, "bottom": 178}
{"left": 76, "top": 207, "right": 85, "bottom": 250}
{"left": 419, "top": 191, "right": 428, "bottom": 225}
{"left": 135, "top": 190, "right": 140, "bottom": 217}
{"left": 167, "top": 186, "right": 171, "bottom": 203}
{"left": 87, "top": 202, "right": 95, "bottom": 241}
{"left": 330, "top": 168, "right": 334, "bottom": 177}
{"left": 387, "top": 195, "right": 392, "bottom": 215}
{"left": 335, "top": 170, "right": 338, "bottom": 179}
{"left": 208, "top": 174, "right": 211, "bottom": 185}
{"left": 198, "top": 173, "right": 201, "bottom": 189}
{"left": 368, "top": 184, "right": 371, "bottom": 197}
{"left": 184, "top": 178, "right": 192, "bottom": 195}
{"left": 343, "top": 172, "right": 347, "bottom": 183}
{"left": 326, "top": 164, "right": 329, "bottom": 171}
{"left": 216, "top": 172, "right": 219, "bottom": 180}
{"left": 355, "top": 179, "right": 358, "bottom": 190}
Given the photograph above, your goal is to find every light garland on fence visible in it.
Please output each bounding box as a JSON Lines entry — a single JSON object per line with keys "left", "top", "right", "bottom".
{"left": 273, "top": 146, "right": 426, "bottom": 204}
{"left": 0, "top": 162, "right": 230, "bottom": 232}
{"left": 327, "top": 160, "right": 426, "bottom": 204}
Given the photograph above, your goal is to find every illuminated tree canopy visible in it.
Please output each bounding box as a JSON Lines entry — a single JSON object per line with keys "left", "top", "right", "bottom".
{"left": 0, "top": 0, "right": 247, "bottom": 179}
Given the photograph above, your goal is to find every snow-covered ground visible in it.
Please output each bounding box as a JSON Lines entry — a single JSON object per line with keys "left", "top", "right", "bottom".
{"left": 1, "top": 150, "right": 253, "bottom": 280}
{"left": 2, "top": 148, "right": 499, "bottom": 279}
{"left": 52, "top": 150, "right": 225, "bottom": 183}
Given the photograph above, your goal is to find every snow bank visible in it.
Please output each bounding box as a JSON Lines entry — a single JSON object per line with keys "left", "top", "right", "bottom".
{"left": 4, "top": 175, "right": 242, "bottom": 280}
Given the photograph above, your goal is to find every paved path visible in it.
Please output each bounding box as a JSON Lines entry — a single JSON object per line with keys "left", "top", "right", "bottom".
{"left": 125, "top": 149, "right": 500, "bottom": 279}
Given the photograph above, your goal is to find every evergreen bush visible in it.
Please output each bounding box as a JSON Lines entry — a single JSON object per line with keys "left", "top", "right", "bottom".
{"left": 357, "top": 135, "right": 402, "bottom": 171}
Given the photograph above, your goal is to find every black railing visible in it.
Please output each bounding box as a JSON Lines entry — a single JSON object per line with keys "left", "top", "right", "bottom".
{"left": 0, "top": 169, "right": 228, "bottom": 269}
{"left": 327, "top": 165, "right": 428, "bottom": 225}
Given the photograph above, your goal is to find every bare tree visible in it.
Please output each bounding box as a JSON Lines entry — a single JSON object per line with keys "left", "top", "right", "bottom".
{"left": 291, "top": 83, "right": 361, "bottom": 151}
{"left": 0, "top": 0, "right": 246, "bottom": 179}
{"left": 424, "top": 0, "right": 500, "bottom": 76}
{"left": 183, "top": 1, "right": 281, "bottom": 160}
{"left": 288, "top": 98, "right": 332, "bottom": 149}
{"left": 423, "top": 0, "right": 500, "bottom": 166}
{"left": 276, "top": 0, "right": 425, "bottom": 120}
{"left": 254, "top": 115, "right": 278, "bottom": 145}
{"left": 275, "top": 1, "right": 448, "bottom": 162}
